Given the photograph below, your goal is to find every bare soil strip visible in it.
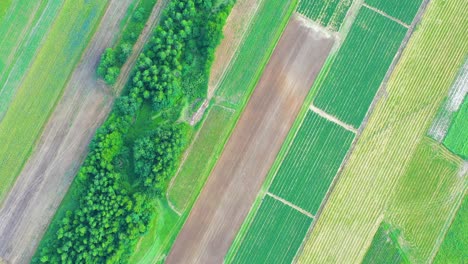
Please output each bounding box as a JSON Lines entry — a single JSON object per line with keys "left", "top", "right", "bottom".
{"left": 165, "top": 16, "right": 334, "bottom": 264}
{"left": 310, "top": 104, "right": 357, "bottom": 133}
{"left": 0, "top": 1, "right": 138, "bottom": 263}
{"left": 362, "top": 3, "right": 410, "bottom": 28}
{"left": 266, "top": 192, "right": 314, "bottom": 219}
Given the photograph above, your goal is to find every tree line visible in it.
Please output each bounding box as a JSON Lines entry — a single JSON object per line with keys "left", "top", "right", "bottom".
{"left": 35, "top": 0, "right": 233, "bottom": 262}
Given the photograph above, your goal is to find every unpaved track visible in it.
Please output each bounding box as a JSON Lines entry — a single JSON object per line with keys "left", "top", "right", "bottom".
{"left": 166, "top": 16, "right": 334, "bottom": 264}
{"left": 0, "top": 1, "right": 134, "bottom": 263}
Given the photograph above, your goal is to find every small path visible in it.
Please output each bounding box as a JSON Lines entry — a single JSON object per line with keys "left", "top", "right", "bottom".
{"left": 310, "top": 104, "right": 357, "bottom": 133}
{"left": 266, "top": 192, "right": 314, "bottom": 219}
{"left": 362, "top": 3, "right": 410, "bottom": 28}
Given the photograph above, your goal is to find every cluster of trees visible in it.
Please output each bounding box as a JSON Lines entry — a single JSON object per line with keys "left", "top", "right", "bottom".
{"left": 35, "top": 0, "right": 233, "bottom": 263}
{"left": 97, "top": 5, "right": 153, "bottom": 84}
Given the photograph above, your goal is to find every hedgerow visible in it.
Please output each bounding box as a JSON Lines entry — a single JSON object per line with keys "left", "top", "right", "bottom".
{"left": 35, "top": 0, "right": 233, "bottom": 262}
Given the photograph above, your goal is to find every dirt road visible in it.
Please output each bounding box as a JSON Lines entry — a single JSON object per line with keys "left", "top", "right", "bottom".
{"left": 0, "top": 0, "right": 138, "bottom": 263}
{"left": 166, "top": 15, "right": 334, "bottom": 264}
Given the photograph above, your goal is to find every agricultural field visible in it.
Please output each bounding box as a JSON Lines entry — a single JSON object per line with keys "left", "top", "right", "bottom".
{"left": 297, "top": 0, "right": 468, "bottom": 262}
{"left": 313, "top": 6, "right": 407, "bottom": 128}
{"left": 231, "top": 195, "right": 312, "bottom": 263}
{"left": 166, "top": 16, "right": 333, "bottom": 263}
{"left": 0, "top": 0, "right": 466, "bottom": 262}
{"left": 0, "top": 0, "right": 64, "bottom": 119}
{"left": 269, "top": 110, "right": 355, "bottom": 214}
{"left": 0, "top": 0, "right": 108, "bottom": 203}
{"left": 296, "top": 0, "right": 353, "bottom": 30}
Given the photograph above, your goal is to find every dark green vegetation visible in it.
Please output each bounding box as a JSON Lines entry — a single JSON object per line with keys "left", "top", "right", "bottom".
{"left": 231, "top": 196, "right": 312, "bottom": 264}
{"left": 269, "top": 110, "right": 354, "bottom": 214}
{"left": 363, "top": 222, "right": 409, "bottom": 264}
{"left": 296, "top": 0, "right": 352, "bottom": 31}
{"left": 444, "top": 97, "right": 468, "bottom": 158}
{"left": 313, "top": 7, "right": 407, "bottom": 128}
{"left": 97, "top": 0, "right": 158, "bottom": 84}
{"left": 34, "top": 0, "right": 232, "bottom": 262}
{"left": 365, "top": 0, "right": 423, "bottom": 25}
{"left": 434, "top": 196, "right": 467, "bottom": 263}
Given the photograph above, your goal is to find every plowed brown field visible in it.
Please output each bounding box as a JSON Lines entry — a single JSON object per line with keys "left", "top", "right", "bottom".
{"left": 166, "top": 15, "right": 334, "bottom": 264}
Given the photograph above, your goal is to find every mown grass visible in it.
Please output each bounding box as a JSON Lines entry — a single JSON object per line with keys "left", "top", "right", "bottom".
{"left": 0, "top": 0, "right": 108, "bottom": 203}
{"left": 313, "top": 6, "right": 407, "bottom": 128}
{"left": 297, "top": 0, "right": 468, "bottom": 262}
{"left": 297, "top": 0, "right": 352, "bottom": 31}
{"left": 0, "top": 0, "right": 65, "bottom": 119}
{"left": 444, "top": 97, "right": 468, "bottom": 159}
{"left": 365, "top": 0, "right": 423, "bottom": 25}
{"left": 168, "top": 105, "right": 234, "bottom": 212}
{"left": 269, "top": 110, "right": 354, "bottom": 214}
{"left": 231, "top": 195, "right": 312, "bottom": 264}
{"left": 434, "top": 196, "right": 467, "bottom": 263}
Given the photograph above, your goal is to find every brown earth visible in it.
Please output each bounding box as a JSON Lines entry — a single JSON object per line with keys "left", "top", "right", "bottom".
{"left": 0, "top": 0, "right": 165, "bottom": 263}
{"left": 166, "top": 15, "right": 335, "bottom": 264}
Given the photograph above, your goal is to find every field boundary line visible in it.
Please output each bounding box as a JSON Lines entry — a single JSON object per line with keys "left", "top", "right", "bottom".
{"left": 266, "top": 192, "right": 314, "bottom": 219}
{"left": 310, "top": 104, "right": 357, "bottom": 133}
{"left": 362, "top": 3, "right": 409, "bottom": 28}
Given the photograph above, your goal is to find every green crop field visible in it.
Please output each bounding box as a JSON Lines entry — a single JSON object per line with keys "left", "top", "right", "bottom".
{"left": 216, "top": 0, "right": 297, "bottom": 106}
{"left": 434, "top": 196, "right": 467, "bottom": 263}
{"left": 297, "top": 0, "right": 468, "bottom": 262}
{"left": 313, "top": 6, "right": 407, "bottom": 128}
{"left": 0, "top": 0, "right": 64, "bottom": 119}
{"left": 365, "top": 0, "right": 423, "bottom": 25}
{"left": 230, "top": 195, "right": 312, "bottom": 264}
{"left": 168, "top": 105, "right": 234, "bottom": 212}
{"left": 0, "top": 0, "right": 108, "bottom": 202}
{"left": 362, "top": 222, "right": 408, "bottom": 264}
{"left": 269, "top": 110, "right": 354, "bottom": 214}
{"left": 296, "top": 0, "right": 352, "bottom": 30}
{"left": 444, "top": 97, "right": 468, "bottom": 159}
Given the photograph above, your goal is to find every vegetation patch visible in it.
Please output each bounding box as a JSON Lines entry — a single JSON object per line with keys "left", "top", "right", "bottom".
{"left": 97, "top": 0, "right": 158, "bottom": 84}
{"left": 313, "top": 6, "right": 407, "bottom": 128}
{"left": 363, "top": 222, "right": 409, "bottom": 264}
{"left": 269, "top": 110, "right": 354, "bottom": 214}
{"left": 434, "top": 196, "right": 467, "bottom": 263}
{"left": 443, "top": 97, "right": 468, "bottom": 159}
{"left": 230, "top": 195, "right": 312, "bottom": 264}
{"left": 296, "top": 0, "right": 353, "bottom": 31}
